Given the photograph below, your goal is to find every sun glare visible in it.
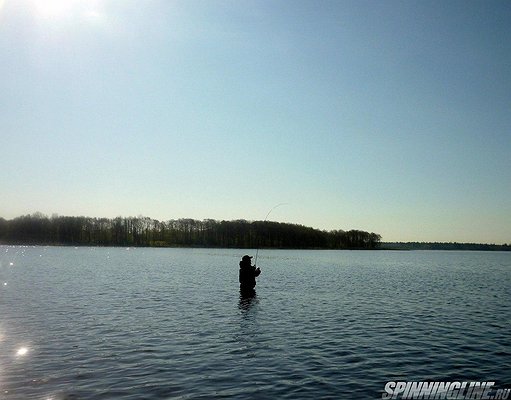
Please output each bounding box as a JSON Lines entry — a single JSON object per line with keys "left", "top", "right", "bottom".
{"left": 34, "top": 0, "right": 78, "bottom": 18}
{"left": 32, "top": 0, "right": 103, "bottom": 21}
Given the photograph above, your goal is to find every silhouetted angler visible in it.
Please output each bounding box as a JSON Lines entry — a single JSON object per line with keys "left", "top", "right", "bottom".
{"left": 239, "top": 255, "right": 261, "bottom": 290}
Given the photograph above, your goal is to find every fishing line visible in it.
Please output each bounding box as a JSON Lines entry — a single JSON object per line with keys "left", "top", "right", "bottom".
{"left": 254, "top": 203, "right": 289, "bottom": 267}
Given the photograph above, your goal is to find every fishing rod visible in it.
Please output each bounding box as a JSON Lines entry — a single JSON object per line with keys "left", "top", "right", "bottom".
{"left": 254, "top": 203, "right": 288, "bottom": 267}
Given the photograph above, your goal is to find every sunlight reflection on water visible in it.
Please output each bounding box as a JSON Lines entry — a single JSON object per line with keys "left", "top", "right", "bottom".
{"left": 15, "top": 347, "right": 28, "bottom": 357}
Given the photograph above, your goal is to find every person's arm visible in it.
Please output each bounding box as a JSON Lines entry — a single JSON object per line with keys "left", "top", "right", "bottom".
{"left": 254, "top": 267, "right": 261, "bottom": 277}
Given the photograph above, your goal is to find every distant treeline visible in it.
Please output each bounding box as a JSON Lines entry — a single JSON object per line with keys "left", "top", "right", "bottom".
{"left": 0, "top": 213, "right": 382, "bottom": 249}
{"left": 383, "top": 242, "right": 510, "bottom": 251}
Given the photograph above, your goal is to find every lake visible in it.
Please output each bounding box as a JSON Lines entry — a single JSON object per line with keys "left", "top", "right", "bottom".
{"left": 0, "top": 246, "right": 510, "bottom": 399}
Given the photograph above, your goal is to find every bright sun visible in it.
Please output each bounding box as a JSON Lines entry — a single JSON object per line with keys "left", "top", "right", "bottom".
{"left": 29, "top": 0, "right": 105, "bottom": 25}
{"left": 33, "top": 0, "right": 89, "bottom": 19}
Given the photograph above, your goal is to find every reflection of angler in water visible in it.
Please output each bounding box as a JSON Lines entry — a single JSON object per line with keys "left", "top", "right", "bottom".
{"left": 239, "top": 255, "right": 261, "bottom": 293}
{"left": 239, "top": 288, "right": 257, "bottom": 312}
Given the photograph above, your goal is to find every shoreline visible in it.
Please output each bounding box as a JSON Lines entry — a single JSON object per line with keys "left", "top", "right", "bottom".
{"left": 1, "top": 242, "right": 509, "bottom": 251}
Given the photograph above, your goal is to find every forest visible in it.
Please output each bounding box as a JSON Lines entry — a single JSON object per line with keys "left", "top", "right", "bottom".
{"left": 383, "top": 242, "right": 510, "bottom": 251}
{"left": 0, "top": 213, "right": 382, "bottom": 250}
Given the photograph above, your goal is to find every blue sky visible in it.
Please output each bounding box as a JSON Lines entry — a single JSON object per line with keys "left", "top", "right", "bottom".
{"left": 1, "top": 0, "right": 510, "bottom": 243}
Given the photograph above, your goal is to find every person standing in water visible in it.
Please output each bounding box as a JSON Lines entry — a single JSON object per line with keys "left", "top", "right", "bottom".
{"left": 239, "top": 255, "right": 261, "bottom": 290}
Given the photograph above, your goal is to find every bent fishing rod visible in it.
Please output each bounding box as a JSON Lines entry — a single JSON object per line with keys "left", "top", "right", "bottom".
{"left": 254, "top": 203, "right": 289, "bottom": 267}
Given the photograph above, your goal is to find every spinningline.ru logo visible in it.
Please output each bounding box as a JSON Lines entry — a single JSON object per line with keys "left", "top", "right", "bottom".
{"left": 382, "top": 381, "right": 510, "bottom": 400}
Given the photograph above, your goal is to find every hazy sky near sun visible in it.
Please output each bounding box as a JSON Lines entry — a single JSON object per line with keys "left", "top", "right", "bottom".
{"left": 1, "top": 0, "right": 510, "bottom": 243}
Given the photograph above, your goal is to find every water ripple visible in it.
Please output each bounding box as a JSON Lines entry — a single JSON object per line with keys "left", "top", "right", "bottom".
{"left": 0, "top": 247, "right": 509, "bottom": 399}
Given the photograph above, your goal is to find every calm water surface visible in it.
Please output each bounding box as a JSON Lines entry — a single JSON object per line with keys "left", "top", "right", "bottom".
{"left": 0, "top": 246, "right": 510, "bottom": 399}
